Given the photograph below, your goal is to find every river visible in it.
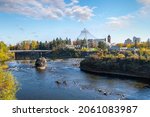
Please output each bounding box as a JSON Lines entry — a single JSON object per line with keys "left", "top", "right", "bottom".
{"left": 8, "top": 59, "right": 150, "bottom": 100}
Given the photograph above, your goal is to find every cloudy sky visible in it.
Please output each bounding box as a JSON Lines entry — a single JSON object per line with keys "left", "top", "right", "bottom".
{"left": 0, "top": 0, "right": 150, "bottom": 44}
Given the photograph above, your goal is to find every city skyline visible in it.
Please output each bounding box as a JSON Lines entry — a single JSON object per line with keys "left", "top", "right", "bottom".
{"left": 0, "top": 0, "right": 150, "bottom": 45}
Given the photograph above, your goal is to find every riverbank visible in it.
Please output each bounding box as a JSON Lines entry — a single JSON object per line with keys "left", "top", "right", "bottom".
{"left": 80, "top": 57, "right": 150, "bottom": 81}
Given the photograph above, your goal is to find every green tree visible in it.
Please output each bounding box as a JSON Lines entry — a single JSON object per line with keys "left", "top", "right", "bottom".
{"left": 98, "top": 41, "right": 108, "bottom": 51}
{"left": 147, "top": 39, "right": 150, "bottom": 48}
{"left": 82, "top": 39, "right": 87, "bottom": 48}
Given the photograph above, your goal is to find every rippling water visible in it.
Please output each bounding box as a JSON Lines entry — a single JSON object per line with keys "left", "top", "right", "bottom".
{"left": 8, "top": 59, "right": 150, "bottom": 100}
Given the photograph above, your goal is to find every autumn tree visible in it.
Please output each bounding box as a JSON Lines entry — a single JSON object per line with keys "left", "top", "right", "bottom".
{"left": 116, "top": 43, "right": 124, "bottom": 47}
{"left": 0, "top": 41, "right": 14, "bottom": 63}
{"left": 31, "top": 41, "right": 38, "bottom": 50}
{"left": 0, "top": 41, "right": 17, "bottom": 100}
{"left": 21, "top": 41, "right": 31, "bottom": 50}
{"left": 126, "top": 44, "right": 132, "bottom": 48}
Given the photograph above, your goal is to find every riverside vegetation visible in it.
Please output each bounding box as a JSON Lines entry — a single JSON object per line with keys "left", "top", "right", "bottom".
{"left": 0, "top": 41, "right": 17, "bottom": 100}
{"left": 80, "top": 49, "right": 150, "bottom": 79}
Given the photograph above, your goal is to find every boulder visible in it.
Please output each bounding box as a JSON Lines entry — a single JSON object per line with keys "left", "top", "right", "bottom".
{"left": 35, "top": 57, "right": 47, "bottom": 70}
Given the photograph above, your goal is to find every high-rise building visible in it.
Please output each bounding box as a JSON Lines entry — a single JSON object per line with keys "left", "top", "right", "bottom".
{"left": 107, "top": 35, "right": 111, "bottom": 43}
{"left": 133, "top": 36, "right": 141, "bottom": 43}
{"left": 124, "top": 38, "right": 132, "bottom": 44}
{"left": 147, "top": 38, "right": 150, "bottom": 48}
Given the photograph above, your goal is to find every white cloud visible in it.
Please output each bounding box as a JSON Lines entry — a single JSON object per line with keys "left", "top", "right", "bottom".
{"left": 139, "top": 5, "right": 150, "bottom": 16}
{"left": 106, "top": 15, "right": 134, "bottom": 29}
{"left": 138, "top": 0, "right": 150, "bottom": 17}
{"left": 67, "top": 0, "right": 79, "bottom": 6}
{"left": 65, "top": 6, "right": 94, "bottom": 21}
{"left": 106, "top": 0, "right": 150, "bottom": 30}
{"left": 0, "top": 0, "right": 94, "bottom": 21}
{"left": 138, "top": 0, "right": 150, "bottom": 5}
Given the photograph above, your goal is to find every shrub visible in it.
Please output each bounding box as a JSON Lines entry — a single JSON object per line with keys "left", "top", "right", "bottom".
{"left": 125, "top": 51, "right": 133, "bottom": 57}
{"left": 117, "top": 54, "right": 125, "bottom": 58}
{"left": 0, "top": 69, "right": 17, "bottom": 100}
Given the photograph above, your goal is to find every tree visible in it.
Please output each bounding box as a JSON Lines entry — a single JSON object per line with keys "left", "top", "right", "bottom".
{"left": 65, "top": 37, "right": 69, "bottom": 45}
{"left": 31, "top": 41, "right": 38, "bottom": 50}
{"left": 117, "top": 43, "right": 124, "bottom": 47}
{"left": 11, "top": 38, "right": 72, "bottom": 50}
{"left": 0, "top": 69, "right": 17, "bottom": 99}
{"left": 117, "top": 54, "right": 125, "bottom": 58}
{"left": 126, "top": 44, "right": 132, "bottom": 48}
{"left": 52, "top": 39, "right": 56, "bottom": 50}
{"left": 68, "top": 38, "right": 71, "bottom": 45}
{"left": 21, "top": 41, "right": 30, "bottom": 50}
{"left": 0, "top": 42, "right": 8, "bottom": 52}
{"left": 15, "top": 43, "right": 22, "bottom": 50}
{"left": 0, "top": 41, "right": 14, "bottom": 63}
{"left": 82, "top": 39, "right": 87, "bottom": 48}
{"left": 134, "top": 40, "right": 138, "bottom": 48}
{"left": 98, "top": 41, "right": 108, "bottom": 51}
{"left": 39, "top": 41, "right": 45, "bottom": 50}
{"left": 147, "top": 39, "right": 150, "bottom": 48}
{"left": 0, "top": 42, "right": 17, "bottom": 99}
{"left": 9, "top": 44, "right": 15, "bottom": 50}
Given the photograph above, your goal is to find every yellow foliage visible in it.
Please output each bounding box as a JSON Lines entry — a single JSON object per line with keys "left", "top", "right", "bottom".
{"left": 117, "top": 54, "right": 125, "bottom": 58}
{"left": 0, "top": 41, "right": 14, "bottom": 62}
{"left": 0, "top": 42, "right": 17, "bottom": 100}
{"left": 126, "top": 44, "right": 133, "bottom": 48}
{"left": 0, "top": 64, "right": 9, "bottom": 69}
{"left": 31, "top": 41, "right": 38, "bottom": 50}
{"left": 0, "top": 69, "right": 17, "bottom": 100}
{"left": 116, "top": 43, "right": 124, "bottom": 47}
{"left": 81, "top": 47, "right": 89, "bottom": 52}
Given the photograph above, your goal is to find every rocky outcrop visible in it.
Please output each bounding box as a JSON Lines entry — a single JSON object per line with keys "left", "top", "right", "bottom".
{"left": 35, "top": 57, "right": 47, "bottom": 70}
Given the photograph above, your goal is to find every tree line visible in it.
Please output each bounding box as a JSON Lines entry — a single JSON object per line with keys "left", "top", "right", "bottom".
{"left": 117, "top": 40, "right": 150, "bottom": 49}
{"left": 9, "top": 38, "right": 71, "bottom": 50}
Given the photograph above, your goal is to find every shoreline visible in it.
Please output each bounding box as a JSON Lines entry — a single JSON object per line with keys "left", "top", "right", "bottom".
{"left": 80, "top": 67, "right": 150, "bottom": 83}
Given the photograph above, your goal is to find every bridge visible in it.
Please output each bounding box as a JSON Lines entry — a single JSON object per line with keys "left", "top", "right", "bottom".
{"left": 10, "top": 50, "right": 53, "bottom": 60}
{"left": 10, "top": 49, "right": 98, "bottom": 60}
{"left": 10, "top": 50, "right": 52, "bottom": 53}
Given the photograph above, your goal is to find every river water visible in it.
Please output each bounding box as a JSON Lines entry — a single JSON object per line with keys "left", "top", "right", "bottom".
{"left": 8, "top": 59, "right": 150, "bottom": 100}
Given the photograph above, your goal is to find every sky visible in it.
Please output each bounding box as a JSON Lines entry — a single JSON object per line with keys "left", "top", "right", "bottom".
{"left": 0, "top": 0, "right": 150, "bottom": 45}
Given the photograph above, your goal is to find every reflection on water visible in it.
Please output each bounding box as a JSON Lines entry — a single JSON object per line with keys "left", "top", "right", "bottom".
{"left": 8, "top": 59, "right": 150, "bottom": 100}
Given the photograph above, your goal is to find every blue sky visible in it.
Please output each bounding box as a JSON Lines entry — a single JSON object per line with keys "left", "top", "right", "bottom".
{"left": 0, "top": 0, "right": 150, "bottom": 45}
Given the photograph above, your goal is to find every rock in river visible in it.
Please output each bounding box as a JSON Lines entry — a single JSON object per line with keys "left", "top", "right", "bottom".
{"left": 35, "top": 57, "right": 47, "bottom": 70}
